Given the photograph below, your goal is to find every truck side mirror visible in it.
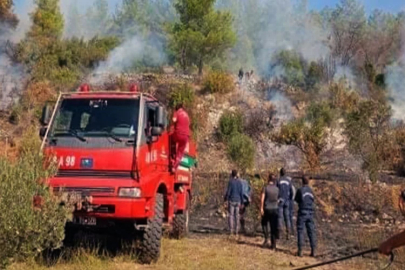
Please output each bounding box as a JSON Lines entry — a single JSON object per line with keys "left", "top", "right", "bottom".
{"left": 39, "top": 127, "right": 47, "bottom": 138}
{"left": 156, "top": 106, "right": 164, "bottom": 127}
{"left": 41, "top": 105, "right": 51, "bottom": 126}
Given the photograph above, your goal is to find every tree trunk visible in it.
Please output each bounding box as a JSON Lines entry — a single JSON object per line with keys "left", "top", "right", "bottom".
{"left": 198, "top": 58, "right": 203, "bottom": 76}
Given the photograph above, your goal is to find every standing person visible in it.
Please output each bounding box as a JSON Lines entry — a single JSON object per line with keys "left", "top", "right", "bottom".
{"left": 289, "top": 182, "right": 296, "bottom": 235}
{"left": 277, "top": 168, "right": 293, "bottom": 239}
{"left": 239, "top": 175, "right": 252, "bottom": 234}
{"left": 379, "top": 190, "right": 405, "bottom": 255}
{"left": 238, "top": 68, "right": 244, "bottom": 83}
{"left": 295, "top": 176, "right": 316, "bottom": 257}
{"left": 224, "top": 170, "right": 244, "bottom": 238}
{"left": 260, "top": 173, "right": 279, "bottom": 250}
{"left": 171, "top": 103, "right": 190, "bottom": 173}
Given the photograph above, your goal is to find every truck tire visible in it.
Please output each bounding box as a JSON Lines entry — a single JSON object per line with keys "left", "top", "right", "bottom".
{"left": 138, "top": 193, "right": 164, "bottom": 264}
{"left": 171, "top": 192, "right": 190, "bottom": 239}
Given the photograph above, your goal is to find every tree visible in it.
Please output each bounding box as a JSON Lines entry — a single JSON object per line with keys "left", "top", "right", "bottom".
{"left": 329, "top": 0, "right": 366, "bottom": 66}
{"left": 84, "top": 0, "right": 112, "bottom": 38}
{"left": 344, "top": 97, "right": 391, "bottom": 182}
{"left": 361, "top": 10, "right": 402, "bottom": 77}
{"left": 272, "top": 102, "right": 334, "bottom": 170}
{"left": 28, "top": 0, "right": 64, "bottom": 43}
{"left": 168, "top": 0, "right": 236, "bottom": 74}
{"left": 63, "top": 0, "right": 83, "bottom": 38}
{"left": 0, "top": 0, "right": 17, "bottom": 27}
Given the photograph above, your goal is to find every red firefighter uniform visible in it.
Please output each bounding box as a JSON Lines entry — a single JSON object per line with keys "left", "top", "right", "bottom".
{"left": 172, "top": 106, "right": 190, "bottom": 171}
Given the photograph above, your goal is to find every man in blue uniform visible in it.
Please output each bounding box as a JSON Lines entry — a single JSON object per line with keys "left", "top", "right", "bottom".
{"left": 277, "top": 168, "right": 293, "bottom": 240}
{"left": 295, "top": 176, "right": 316, "bottom": 257}
{"left": 289, "top": 183, "right": 296, "bottom": 235}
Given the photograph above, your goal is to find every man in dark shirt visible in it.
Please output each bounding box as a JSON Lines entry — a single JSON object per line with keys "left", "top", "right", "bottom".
{"left": 260, "top": 173, "right": 280, "bottom": 250}
{"left": 277, "top": 168, "right": 293, "bottom": 240}
{"left": 295, "top": 176, "right": 316, "bottom": 257}
{"left": 224, "top": 170, "right": 244, "bottom": 237}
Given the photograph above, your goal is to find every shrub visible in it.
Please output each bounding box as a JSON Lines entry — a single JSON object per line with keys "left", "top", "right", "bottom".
{"left": 168, "top": 83, "right": 195, "bottom": 109}
{"left": 0, "top": 150, "right": 71, "bottom": 268}
{"left": 244, "top": 107, "right": 274, "bottom": 140}
{"left": 226, "top": 133, "right": 255, "bottom": 171}
{"left": 9, "top": 103, "right": 23, "bottom": 125}
{"left": 203, "top": 71, "right": 234, "bottom": 94}
{"left": 272, "top": 102, "right": 334, "bottom": 170}
{"left": 219, "top": 111, "right": 243, "bottom": 140}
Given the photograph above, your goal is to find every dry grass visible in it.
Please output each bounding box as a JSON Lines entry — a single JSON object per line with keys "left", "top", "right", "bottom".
{"left": 9, "top": 236, "right": 359, "bottom": 270}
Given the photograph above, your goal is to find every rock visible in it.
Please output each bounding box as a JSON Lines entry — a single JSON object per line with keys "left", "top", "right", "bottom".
{"left": 338, "top": 219, "right": 343, "bottom": 223}
{"left": 382, "top": 213, "right": 390, "bottom": 220}
{"left": 375, "top": 218, "right": 380, "bottom": 224}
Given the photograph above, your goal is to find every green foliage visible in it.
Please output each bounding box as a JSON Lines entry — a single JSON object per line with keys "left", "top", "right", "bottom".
{"left": 272, "top": 102, "right": 334, "bottom": 170}
{"left": 203, "top": 71, "right": 234, "bottom": 94}
{"left": 273, "top": 50, "right": 305, "bottom": 87}
{"left": 219, "top": 111, "right": 243, "bottom": 140}
{"left": 0, "top": 134, "right": 71, "bottom": 268}
{"left": 16, "top": 36, "right": 119, "bottom": 85}
{"left": 168, "top": 0, "right": 236, "bottom": 74}
{"left": 306, "top": 61, "right": 323, "bottom": 90}
{"left": 226, "top": 133, "right": 255, "bottom": 171}
{"left": 344, "top": 98, "right": 392, "bottom": 182}
{"left": 28, "top": 0, "right": 64, "bottom": 42}
{"left": 168, "top": 83, "right": 195, "bottom": 109}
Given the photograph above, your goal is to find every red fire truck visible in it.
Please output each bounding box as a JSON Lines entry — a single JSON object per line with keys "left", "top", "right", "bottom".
{"left": 39, "top": 84, "right": 197, "bottom": 263}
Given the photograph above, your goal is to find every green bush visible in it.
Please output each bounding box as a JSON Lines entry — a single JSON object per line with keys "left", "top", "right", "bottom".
{"left": 168, "top": 83, "right": 195, "bottom": 109}
{"left": 226, "top": 133, "right": 255, "bottom": 171}
{"left": 203, "top": 71, "right": 234, "bottom": 94}
{"left": 219, "top": 111, "right": 243, "bottom": 140}
{"left": 0, "top": 148, "right": 71, "bottom": 267}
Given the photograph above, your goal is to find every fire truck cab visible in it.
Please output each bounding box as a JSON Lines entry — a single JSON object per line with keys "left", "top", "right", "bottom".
{"left": 39, "top": 84, "right": 196, "bottom": 263}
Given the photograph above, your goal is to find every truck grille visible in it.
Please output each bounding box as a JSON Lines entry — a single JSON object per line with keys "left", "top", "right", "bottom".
{"left": 56, "top": 170, "right": 132, "bottom": 179}
{"left": 53, "top": 187, "right": 115, "bottom": 195}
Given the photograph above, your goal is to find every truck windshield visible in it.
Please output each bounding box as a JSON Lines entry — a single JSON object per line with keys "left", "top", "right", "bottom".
{"left": 49, "top": 98, "right": 139, "bottom": 145}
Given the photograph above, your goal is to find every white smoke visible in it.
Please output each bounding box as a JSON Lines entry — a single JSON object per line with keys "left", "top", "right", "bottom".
{"left": 266, "top": 89, "right": 294, "bottom": 123}
{"left": 385, "top": 26, "right": 405, "bottom": 122}
{"left": 60, "top": 0, "right": 117, "bottom": 40}
{"left": 386, "top": 61, "right": 405, "bottom": 121}
{"left": 0, "top": 0, "right": 34, "bottom": 110}
{"left": 217, "top": 0, "right": 331, "bottom": 77}
{"left": 333, "top": 66, "right": 356, "bottom": 90}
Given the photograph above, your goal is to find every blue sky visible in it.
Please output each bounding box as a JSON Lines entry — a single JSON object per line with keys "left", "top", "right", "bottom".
{"left": 13, "top": 0, "right": 405, "bottom": 15}
{"left": 310, "top": 0, "right": 404, "bottom": 13}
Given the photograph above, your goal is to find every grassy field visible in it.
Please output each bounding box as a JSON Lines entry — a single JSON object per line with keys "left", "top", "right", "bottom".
{"left": 9, "top": 235, "right": 391, "bottom": 270}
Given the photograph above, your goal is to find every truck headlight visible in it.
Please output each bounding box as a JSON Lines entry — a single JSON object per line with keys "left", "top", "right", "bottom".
{"left": 118, "top": 187, "right": 141, "bottom": 198}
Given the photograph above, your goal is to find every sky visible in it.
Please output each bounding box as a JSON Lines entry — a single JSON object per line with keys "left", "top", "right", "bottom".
{"left": 12, "top": 0, "right": 405, "bottom": 16}
{"left": 310, "top": 0, "right": 404, "bottom": 13}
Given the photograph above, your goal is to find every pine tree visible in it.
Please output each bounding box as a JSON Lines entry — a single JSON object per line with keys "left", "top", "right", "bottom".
{"left": 28, "top": 0, "right": 64, "bottom": 42}
{"left": 168, "top": 0, "right": 236, "bottom": 74}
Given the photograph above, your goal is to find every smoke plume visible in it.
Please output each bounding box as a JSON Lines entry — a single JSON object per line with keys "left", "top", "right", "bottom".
{"left": 386, "top": 61, "right": 405, "bottom": 121}
{"left": 0, "top": 0, "right": 34, "bottom": 110}
{"left": 385, "top": 26, "right": 405, "bottom": 122}
{"left": 218, "top": 0, "right": 330, "bottom": 77}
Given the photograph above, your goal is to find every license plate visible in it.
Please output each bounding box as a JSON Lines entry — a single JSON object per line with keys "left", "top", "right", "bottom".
{"left": 75, "top": 216, "right": 96, "bottom": 226}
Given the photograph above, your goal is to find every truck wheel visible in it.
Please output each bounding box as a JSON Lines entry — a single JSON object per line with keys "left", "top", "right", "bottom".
{"left": 171, "top": 192, "right": 190, "bottom": 239}
{"left": 63, "top": 225, "right": 78, "bottom": 247}
{"left": 138, "top": 193, "right": 164, "bottom": 264}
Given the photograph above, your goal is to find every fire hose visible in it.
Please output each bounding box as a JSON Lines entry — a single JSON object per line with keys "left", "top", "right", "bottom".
{"left": 293, "top": 248, "right": 394, "bottom": 270}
